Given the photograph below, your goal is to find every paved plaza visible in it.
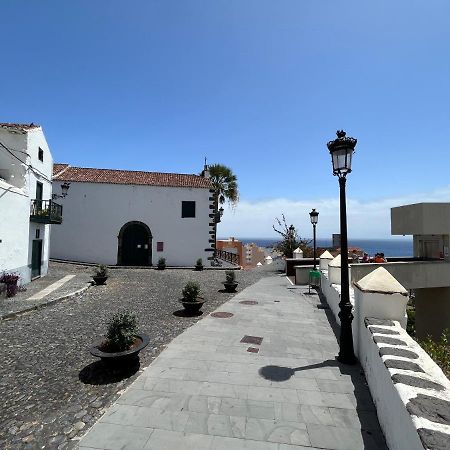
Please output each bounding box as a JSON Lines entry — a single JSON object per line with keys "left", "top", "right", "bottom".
{"left": 79, "top": 276, "right": 387, "bottom": 450}
{"left": 0, "top": 263, "right": 274, "bottom": 449}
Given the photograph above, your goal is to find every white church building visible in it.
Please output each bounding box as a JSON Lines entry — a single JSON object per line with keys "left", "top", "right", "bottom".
{"left": 0, "top": 123, "right": 61, "bottom": 284}
{"left": 50, "top": 164, "right": 215, "bottom": 267}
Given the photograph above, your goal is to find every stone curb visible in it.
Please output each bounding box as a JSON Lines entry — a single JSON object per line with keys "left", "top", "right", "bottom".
{"left": 0, "top": 283, "right": 92, "bottom": 321}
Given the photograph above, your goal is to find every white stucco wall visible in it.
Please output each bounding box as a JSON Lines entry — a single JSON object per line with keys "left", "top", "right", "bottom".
{"left": 50, "top": 181, "right": 212, "bottom": 266}
{"left": 26, "top": 128, "right": 53, "bottom": 279}
{"left": 0, "top": 180, "right": 30, "bottom": 283}
{"left": 0, "top": 127, "right": 53, "bottom": 284}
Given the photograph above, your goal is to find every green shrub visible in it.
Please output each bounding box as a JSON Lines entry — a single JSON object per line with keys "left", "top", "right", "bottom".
{"left": 406, "top": 307, "right": 416, "bottom": 337}
{"left": 225, "top": 270, "right": 236, "bottom": 283}
{"left": 196, "top": 258, "right": 203, "bottom": 267}
{"left": 420, "top": 329, "right": 450, "bottom": 378}
{"left": 157, "top": 257, "right": 166, "bottom": 269}
{"left": 105, "top": 311, "right": 138, "bottom": 352}
{"left": 93, "top": 264, "right": 108, "bottom": 277}
{"left": 182, "top": 281, "right": 201, "bottom": 302}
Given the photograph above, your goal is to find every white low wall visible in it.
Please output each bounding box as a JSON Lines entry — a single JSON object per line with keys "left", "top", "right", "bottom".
{"left": 294, "top": 265, "right": 314, "bottom": 284}
{"left": 320, "top": 269, "right": 450, "bottom": 450}
{"left": 361, "top": 319, "right": 450, "bottom": 450}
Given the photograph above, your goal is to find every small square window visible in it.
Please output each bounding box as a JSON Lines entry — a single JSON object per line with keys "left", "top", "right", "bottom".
{"left": 157, "top": 242, "right": 164, "bottom": 252}
{"left": 38, "top": 147, "right": 44, "bottom": 162}
{"left": 182, "top": 201, "right": 196, "bottom": 218}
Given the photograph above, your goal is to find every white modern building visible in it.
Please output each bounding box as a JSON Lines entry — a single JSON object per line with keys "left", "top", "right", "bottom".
{"left": 50, "top": 164, "right": 215, "bottom": 267}
{"left": 0, "top": 123, "right": 60, "bottom": 284}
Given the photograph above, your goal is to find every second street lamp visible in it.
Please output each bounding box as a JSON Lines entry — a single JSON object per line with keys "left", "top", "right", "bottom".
{"left": 309, "top": 209, "right": 319, "bottom": 270}
{"left": 327, "top": 130, "right": 357, "bottom": 365}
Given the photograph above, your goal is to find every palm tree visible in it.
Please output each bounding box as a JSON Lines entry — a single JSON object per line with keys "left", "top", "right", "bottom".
{"left": 209, "top": 164, "right": 239, "bottom": 207}
{"left": 208, "top": 164, "right": 239, "bottom": 263}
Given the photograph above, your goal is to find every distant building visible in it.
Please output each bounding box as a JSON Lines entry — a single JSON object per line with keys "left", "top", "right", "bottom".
{"left": 332, "top": 233, "right": 341, "bottom": 248}
{"left": 0, "top": 123, "right": 60, "bottom": 284}
{"left": 50, "top": 164, "right": 214, "bottom": 266}
{"left": 244, "top": 243, "right": 266, "bottom": 267}
{"left": 216, "top": 237, "right": 244, "bottom": 266}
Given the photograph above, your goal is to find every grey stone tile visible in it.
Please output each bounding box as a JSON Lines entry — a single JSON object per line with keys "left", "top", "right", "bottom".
{"left": 316, "top": 379, "right": 356, "bottom": 394}
{"left": 246, "top": 399, "right": 276, "bottom": 420}
{"left": 200, "top": 381, "right": 249, "bottom": 399}
{"left": 306, "top": 423, "right": 372, "bottom": 450}
{"left": 211, "top": 436, "right": 278, "bottom": 450}
{"left": 101, "top": 404, "right": 189, "bottom": 431}
{"left": 219, "top": 397, "right": 248, "bottom": 417}
{"left": 245, "top": 418, "right": 309, "bottom": 446}
{"left": 184, "top": 412, "right": 246, "bottom": 438}
{"left": 81, "top": 422, "right": 154, "bottom": 449}
{"left": 297, "top": 390, "right": 355, "bottom": 409}
{"left": 299, "top": 405, "right": 335, "bottom": 426}
{"left": 117, "top": 389, "right": 182, "bottom": 409}
{"left": 329, "top": 407, "right": 381, "bottom": 431}
{"left": 187, "top": 395, "right": 221, "bottom": 414}
{"left": 143, "top": 429, "right": 213, "bottom": 450}
{"left": 247, "top": 386, "right": 298, "bottom": 403}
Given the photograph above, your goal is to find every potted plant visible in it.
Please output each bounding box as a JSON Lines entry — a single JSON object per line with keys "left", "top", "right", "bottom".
{"left": 0, "top": 272, "right": 20, "bottom": 297}
{"left": 89, "top": 311, "right": 149, "bottom": 365}
{"left": 92, "top": 264, "right": 109, "bottom": 285}
{"left": 157, "top": 257, "right": 166, "bottom": 270}
{"left": 195, "top": 258, "right": 204, "bottom": 271}
{"left": 223, "top": 270, "right": 239, "bottom": 292}
{"left": 180, "top": 281, "right": 205, "bottom": 313}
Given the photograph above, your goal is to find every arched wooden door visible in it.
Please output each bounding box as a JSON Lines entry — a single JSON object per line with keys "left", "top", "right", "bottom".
{"left": 117, "top": 221, "right": 152, "bottom": 266}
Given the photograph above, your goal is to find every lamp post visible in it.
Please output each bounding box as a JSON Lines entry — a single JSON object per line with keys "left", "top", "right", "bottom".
{"left": 52, "top": 182, "right": 70, "bottom": 200}
{"left": 309, "top": 209, "right": 319, "bottom": 270}
{"left": 288, "top": 224, "right": 295, "bottom": 258}
{"left": 327, "top": 130, "right": 357, "bottom": 365}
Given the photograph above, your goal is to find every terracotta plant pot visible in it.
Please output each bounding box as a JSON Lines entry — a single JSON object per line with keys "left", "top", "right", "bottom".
{"left": 90, "top": 333, "right": 150, "bottom": 365}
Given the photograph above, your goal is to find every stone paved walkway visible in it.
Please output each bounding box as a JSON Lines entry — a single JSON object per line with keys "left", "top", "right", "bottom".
{"left": 0, "top": 262, "right": 92, "bottom": 320}
{"left": 79, "top": 276, "right": 387, "bottom": 450}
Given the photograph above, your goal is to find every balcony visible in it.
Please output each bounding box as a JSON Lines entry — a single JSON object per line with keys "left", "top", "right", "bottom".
{"left": 30, "top": 199, "right": 63, "bottom": 224}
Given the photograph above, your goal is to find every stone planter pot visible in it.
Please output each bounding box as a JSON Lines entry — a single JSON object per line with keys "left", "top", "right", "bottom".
{"left": 179, "top": 297, "right": 205, "bottom": 313}
{"left": 194, "top": 265, "right": 204, "bottom": 271}
{"left": 92, "top": 275, "right": 108, "bottom": 285}
{"left": 157, "top": 265, "right": 166, "bottom": 270}
{"left": 223, "top": 281, "right": 239, "bottom": 293}
{"left": 90, "top": 333, "right": 150, "bottom": 365}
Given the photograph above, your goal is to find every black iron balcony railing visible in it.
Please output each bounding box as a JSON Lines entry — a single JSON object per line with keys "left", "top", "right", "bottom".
{"left": 30, "top": 199, "right": 63, "bottom": 224}
{"left": 216, "top": 249, "right": 240, "bottom": 266}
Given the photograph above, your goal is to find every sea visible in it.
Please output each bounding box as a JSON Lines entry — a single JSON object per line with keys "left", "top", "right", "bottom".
{"left": 226, "top": 238, "right": 413, "bottom": 258}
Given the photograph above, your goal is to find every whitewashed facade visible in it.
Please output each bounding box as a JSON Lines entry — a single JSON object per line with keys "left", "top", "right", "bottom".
{"left": 50, "top": 165, "right": 214, "bottom": 267}
{"left": 0, "top": 123, "right": 57, "bottom": 284}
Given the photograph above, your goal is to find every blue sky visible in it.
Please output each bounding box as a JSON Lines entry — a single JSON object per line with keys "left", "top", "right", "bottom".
{"left": 2, "top": 1, "right": 450, "bottom": 238}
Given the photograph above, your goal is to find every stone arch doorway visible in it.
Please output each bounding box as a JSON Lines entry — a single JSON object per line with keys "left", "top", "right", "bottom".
{"left": 117, "top": 221, "right": 152, "bottom": 266}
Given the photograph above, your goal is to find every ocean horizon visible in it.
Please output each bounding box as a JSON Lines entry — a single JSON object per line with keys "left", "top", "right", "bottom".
{"left": 219, "top": 237, "right": 413, "bottom": 258}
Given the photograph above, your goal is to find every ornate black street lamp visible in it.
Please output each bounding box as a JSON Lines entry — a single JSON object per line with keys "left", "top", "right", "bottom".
{"left": 52, "top": 182, "right": 70, "bottom": 200}
{"left": 309, "top": 209, "right": 319, "bottom": 270}
{"left": 327, "top": 130, "right": 357, "bottom": 365}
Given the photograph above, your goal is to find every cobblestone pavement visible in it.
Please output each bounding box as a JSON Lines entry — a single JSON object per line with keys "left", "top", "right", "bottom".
{"left": 0, "top": 262, "right": 281, "bottom": 449}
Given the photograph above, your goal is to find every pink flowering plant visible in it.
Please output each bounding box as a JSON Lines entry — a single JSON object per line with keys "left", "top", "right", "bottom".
{"left": 0, "top": 272, "right": 20, "bottom": 297}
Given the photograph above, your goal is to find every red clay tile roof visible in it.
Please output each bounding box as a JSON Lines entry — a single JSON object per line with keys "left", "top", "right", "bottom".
{"left": 53, "top": 164, "right": 213, "bottom": 189}
{"left": 0, "top": 123, "right": 40, "bottom": 132}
